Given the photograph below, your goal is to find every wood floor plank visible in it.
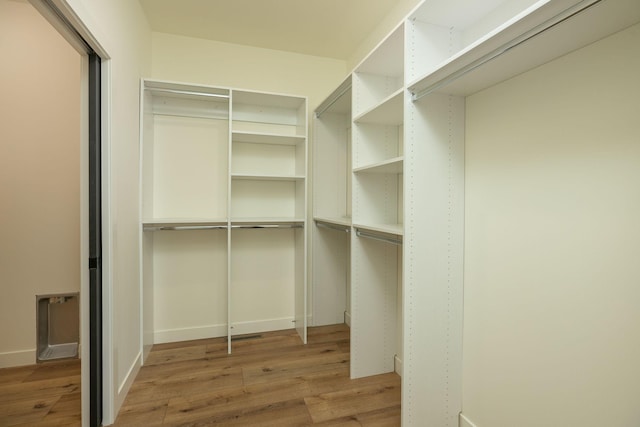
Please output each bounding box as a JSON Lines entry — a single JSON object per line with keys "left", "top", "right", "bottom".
{"left": 304, "top": 378, "right": 401, "bottom": 423}
{"left": 0, "top": 365, "right": 36, "bottom": 386}
{"left": 242, "top": 350, "right": 349, "bottom": 386}
{"left": 116, "top": 398, "right": 169, "bottom": 426}
{"left": 26, "top": 391, "right": 82, "bottom": 426}
{"left": 169, "top": 398, "right": 313, "bottom": 427}
{"left": 0, "top": 375, "right": 80, "bottom": 405}
{"left": 123, "top": 367, "right": 244, "bottom": 406}
{"left": 109, "top": 324, "right": 401, "bottom": 426}
{"left": 307, "top": 372, "right": 399, "bottom": 396}
{"left": 0, "top": 395, "right": 60, "bottom": 426}
{"left": 144, "top": 344, "right": 208, "bottom": 366}
{"left": 23, "top": 360, "right": 81, "bottom": 383}
{"left": 311, "top": 405, "right": 402, "bottom": 427}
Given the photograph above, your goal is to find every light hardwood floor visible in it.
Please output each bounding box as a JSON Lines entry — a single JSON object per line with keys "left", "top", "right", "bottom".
{"left": 116, "top": 324, "right": 400, "bottom": 426}
{"left": 0, "top": 324, "right": 400, "bottom": 426}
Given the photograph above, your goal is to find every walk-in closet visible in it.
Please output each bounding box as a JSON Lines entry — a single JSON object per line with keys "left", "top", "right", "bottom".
{"left": 4, "top": 0, "right": 638, "bottom": 426}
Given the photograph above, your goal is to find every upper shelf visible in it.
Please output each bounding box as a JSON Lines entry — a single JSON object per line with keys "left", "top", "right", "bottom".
{"left": 353, "top": 89, "right": 404, "bottom": 125}
{"left": 408, "top": 0, "right": 640, "bottom": 98}
{"left": 231, "top": 173, "right": 304, "bottom": 182}
{"left": 232, "top": 131, "right": 305, "bottom": 146}
{"left": 355, "top": 22, "right": 405, "bottom": 78}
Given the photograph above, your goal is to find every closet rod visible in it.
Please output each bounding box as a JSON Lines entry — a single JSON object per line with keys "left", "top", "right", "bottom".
{"left": 231, "top": 224, "right": 303, "bottom": 229}
{"left": 315, "top": 83, "right": 352, "bottom": 118}
{"left": 143, "top": 225, "right": 227, "bottom": 231}
{"left": 316, "top": 221, "right": 350, "bottom": 233}
{"left": 411, "top": 0, "right": 601, "bottom": 101}
{"left": 149, "top": 87, "right": 230, "bottom": 99}
{"left": 355, "top": 229, "right": 402, "bottom": 245}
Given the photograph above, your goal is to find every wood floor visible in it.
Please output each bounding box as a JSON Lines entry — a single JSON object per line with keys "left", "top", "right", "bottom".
{"left": 115, "top": 324, "right": 400, "bottom": 426}
{"left": 0, "top": 324, "right": 400, "bottom": 426}
{"left": 0, "top": 358, "right": 81, "bottom": 426}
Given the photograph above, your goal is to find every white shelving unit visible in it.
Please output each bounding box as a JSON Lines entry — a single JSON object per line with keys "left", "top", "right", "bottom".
{"left": 313, "top": 0, "right": 640, "bottom": 425}
{"left": 312, "top": 76, "right": 352, "bottom": 327}
{"left": 140, "top": 80, "right": 308, "bottom": 355}
{"left": 351, "top": 22, "right": 405, "bottom": 380}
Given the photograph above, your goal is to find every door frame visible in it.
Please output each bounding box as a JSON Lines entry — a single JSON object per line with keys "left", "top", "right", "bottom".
{"left": 29, "top": 1, "right": 113, "bottom": 425}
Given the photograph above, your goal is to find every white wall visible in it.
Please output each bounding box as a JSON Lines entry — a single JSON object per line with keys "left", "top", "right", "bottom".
{"left": 59, "top": 0, "right": 151, "bottom": 422}
{"left": 346, "top": 0, "right": 422, "bottom": 72}
{"left": 0, "top": 0, "right": 81, "bottom": 368}
{"left": 463, "top": 23, "right": 640, "bottom": 427}
{"left": 151, "top": 32, "right": 347, "bottom": 111}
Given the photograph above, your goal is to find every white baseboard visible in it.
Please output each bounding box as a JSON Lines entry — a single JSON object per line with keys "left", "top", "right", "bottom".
{"left": 154, "top": 324, "right": 228, "bottom": 344}
{"left": 394, "top": 354, "right": 403, "bottom": 377}
{"left": 344, "top": 311, "right": 351, "bottom": 327}
{"left": 460, "top": 413, "right": 478, "bottom": 427}
{"left": 231, "top": 317, "right": 294, "bottom": 336}
{"left": 154, "top": 317, "right": 295, "bottom": 344}
{"left": 0, "top": 349, "right": 35, "bottom": 368}
{"left": 115, "top": 350, "right": 142, "bottom": 417}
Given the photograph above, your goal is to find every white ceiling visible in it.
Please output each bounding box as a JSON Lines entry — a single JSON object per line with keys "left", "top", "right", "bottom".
{"left": 138, "top": 0, "right": 401, "bottom": 60}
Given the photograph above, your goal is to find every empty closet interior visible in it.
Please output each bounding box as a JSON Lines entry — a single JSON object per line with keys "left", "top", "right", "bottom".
{"left": 140, "top": 80, "right": 308, "bottom": 356}
{"left": 135, "top": 0, "right": 639, "bottom": 425}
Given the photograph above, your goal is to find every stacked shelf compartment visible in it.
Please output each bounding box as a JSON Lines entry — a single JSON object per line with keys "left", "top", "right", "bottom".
{"left": 229, "top": 90, "right": 308, "bottom": 343}
{"left": 350, "top": 23, "right": 405, "bottom": 380}
{"left": 231, "top": 91, "right": 307, "bottom": 224}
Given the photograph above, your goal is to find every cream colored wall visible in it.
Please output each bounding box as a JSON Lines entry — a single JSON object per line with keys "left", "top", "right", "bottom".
{"left": 463, "top": 23, "right": 640, "bottom": 427}
{"left": 346, "top": 0, "right": 422, "bottom": 71}
{"left": 151, "top": 32, "right": 347, "bottom": 111}
{"left": 0, "top": 0, "right": 81, "bottom": 368}
{"left": 60, "top": 0, "right": 151, "bottom": 422}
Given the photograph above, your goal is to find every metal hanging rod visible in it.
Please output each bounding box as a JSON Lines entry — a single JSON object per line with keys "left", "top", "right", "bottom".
{"left": 355, "top": 229, "right": 402, "bottom": 245}
{"left": 316, "top": 221, "right": 350, "bottom": 233}
{"left": 411, "top": 0, "right": 601, "bottom": 101}
{"left": 143, "top": 225, "right": 227, "bottom": 232}
{"left": 148, "top": 87, "right": 230, "bottom": 99}
{"left": 231, "top": 224, "right": 304, "bottom": 229}
{"left": 315, "top": 83, "right": 352, "bottom": 118}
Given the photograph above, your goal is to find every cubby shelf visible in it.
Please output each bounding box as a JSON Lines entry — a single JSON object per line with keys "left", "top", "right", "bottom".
{"left": 353, "top": 89, "right": 404, "bottom": 125}
{"left": 230, "top": 174, "right": 304, "bottom": 181}
{"left": 353, "top": 156, "right": 403, "bottom": 174}
{"left": 231, "top": 131, "right": 305, "bottom": 145}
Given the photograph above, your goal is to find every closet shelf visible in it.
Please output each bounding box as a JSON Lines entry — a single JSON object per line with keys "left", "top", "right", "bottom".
{"left": 355, "top": 228, "right": 402, "bottom": 245}
{"left": 315, "top": 220, "right": 350, "bottom": 233}
{"left": 232, "top": 131, "right": 305, "bottom": 145}
{"left": 352, "top": 222, "right": 403, "bottom": 237}
{"left": 408, "top": 0, "right": 640, "bottom": 99}
{"left": 353, "top": 88, "right": 404, "bottom": 125}
{"left": 313, "top": 216, "right": 352, "bottom": 228}
{"left": 231, "top": 218, "right": 304, "bottom": 228}
{"left": 353, "top": 156, "right": 403, "bottom": 174}
{"left": 142, "top": 218, "right": 227, "bottom": 227}
{"left": 231, "top": 173, "right": 305, "bottom": 182}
